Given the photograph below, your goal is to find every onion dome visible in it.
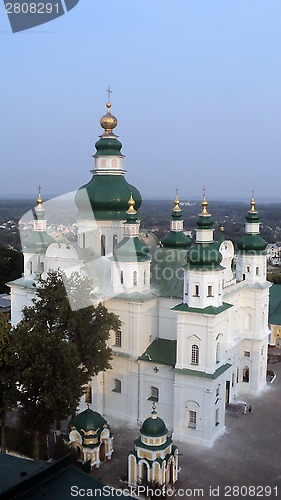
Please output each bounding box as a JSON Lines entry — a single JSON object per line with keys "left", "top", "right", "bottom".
{"left": 196, "top": 192, "right": 213, "bottom": 229}
{"left": 237, "top": 194, "right": 267, "bottom": 254}
{"left": 162, "top": 190, "right": 191, "bottom": 249}
{"left": 186, "top": 191, "right": 222, "bottom": 269}
{"left": 75, "top": 95, "right": 142, "bottom": 220}
{"left": 140, "top": 404, "right": 168, "bottom": 437}
{"left": 24, "top": 188, "right": 55, "bottom": 253}
{"left": 70, "top": 408, "right": 107, "bottom": 435}
{"left": 113, "top": 194, "right": 150, "bottom": 262}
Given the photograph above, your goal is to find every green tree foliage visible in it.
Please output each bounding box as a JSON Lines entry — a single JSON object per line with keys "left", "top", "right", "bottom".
{"left": 10, "top": 271, "right": 121, "bottom": 459}
{"left": 0, "top": 246, "right": 23, "bottom": 293}
{"left": 267, "top": 272, "right": 281, "bottom": 284}
{"left": 0, "top": 314, "right": 18, "bottom": 451}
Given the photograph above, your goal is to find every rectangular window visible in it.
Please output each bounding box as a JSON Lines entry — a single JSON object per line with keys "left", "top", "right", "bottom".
{"left": 247, "top": 266, "right": 250, "bottom": 273}
{"left": 256, "top": 267, "right": 259, "bottom": 275}
{"left": 194, "top": 285, "right": 199, "bottom": 297}
{"left": 114, "top": 331, "right": 122, "bottom": 347}
{"left": 191, "top": 344, "right": 199, "bottom": 365}
{"left": 244, "top": 351, "right": 250, "bottom": 358}
{"left": 188, "top": 410, "right": 197, "bottom": 429}
{"left": 112, "top": 379, "right": 121, "bottom": 393}
{"left": 207, "top": 285, "right": 213, "bottom": 297}
{"left": 148, "top": 386, "right": 159, "bottom": 402}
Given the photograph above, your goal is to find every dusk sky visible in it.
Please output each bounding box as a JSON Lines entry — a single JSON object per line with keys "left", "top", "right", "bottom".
{"left": 1, "top": 0, "right": 281, "bottom": 201}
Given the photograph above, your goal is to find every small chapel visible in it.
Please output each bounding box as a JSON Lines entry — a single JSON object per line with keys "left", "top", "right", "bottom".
{"left": 9, "top": 94, "right": 270, "bottom": 448}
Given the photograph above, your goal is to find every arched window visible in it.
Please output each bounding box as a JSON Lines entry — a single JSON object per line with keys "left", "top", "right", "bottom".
{"left": 113, "top": 234, "right": 118, "bottom": 250}
{"left": 82, "top": 233, "right": 86, "bottom": 249}
{"left": 29, "top": 261, "right": 33, "bottom": 274}
{"left": 133, "top": 271, "right": 137, "bottom": 286}
{"left": 243, "top": 366, "right": 250, "bottom": 383}
{"left": 101, "top": 235, "right": 106, "bottom": 256}
{"left": 120, "top": 270, "right": 124, "bottom": 285}
{"left": 40, "top": 261, "right": 44, "bottom": 272}
{"left": 143, "top": 270, "right": 147, "bottom": 285}
{"left": 191, "top": 345, "right": 199, "bottom": 365}
{"left": 216, "top": 343, "right": 220, "bottom": 364}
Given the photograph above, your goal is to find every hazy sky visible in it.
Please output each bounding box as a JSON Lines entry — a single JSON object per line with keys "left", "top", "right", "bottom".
{"left": 1, "top": 0, "right": 281, "bottom": 201}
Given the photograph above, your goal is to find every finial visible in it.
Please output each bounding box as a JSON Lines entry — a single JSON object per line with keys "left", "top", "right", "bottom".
{"left": 100, "top": 86, "right": 117, "bottom": 134}
{"left": 173, "top": 188, "right": 181, "bottom": 212}
{"left": 37, "top": 185, "right": 43, "bottom": 207}
{"left": 200, "top": 186, "right": 209, "bottom": 215}
{"left": 106, "top": 86, "right": 112, "bottom": 112}
{"left": 151, "top": 402, "right": 157, "bottom": 419}
{"left": 106, "top": 85, "right": 112, "bottom": 103}
{"left": 127, "top": 191, "right": 137, "bottom": 215}
{"left": 250, "top": 190, "right": 257, "bottom": 213}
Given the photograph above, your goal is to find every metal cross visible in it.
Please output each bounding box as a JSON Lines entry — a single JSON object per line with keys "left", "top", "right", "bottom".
{"left": 106, "top": 85, "right": 112, "bottom": 101}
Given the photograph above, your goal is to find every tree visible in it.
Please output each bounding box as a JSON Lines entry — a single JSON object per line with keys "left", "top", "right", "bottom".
{"left": 0, "top": 314, "right": 18, "bottom": 452}
{"left": 11, "top": 270, "right": 121, "bottom": 459}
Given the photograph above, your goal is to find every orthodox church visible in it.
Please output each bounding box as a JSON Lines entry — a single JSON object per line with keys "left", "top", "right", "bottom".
{"left": 9, "top": 97, "right": 270, "bottom": 447}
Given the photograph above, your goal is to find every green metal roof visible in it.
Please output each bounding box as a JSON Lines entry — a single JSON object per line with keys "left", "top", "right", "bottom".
{"left": 134, "top": 436, "right": 172, "bottom": 451}
{"left": 24, "top": 230, "right": 55, "bottom": 253}
{"left": 94, "top": 137, "right": 124, "bottom": 157}
{"left": 70, "top": 408, "right": 107, "bottom": 434}
{"left": 162, "top": 230, "right": 191, "bottom": 249}
{"left": 75, "top": 175, "right": 142, "bottom": 220}
{"left": 0, "top": 454, "right": 132, "bottom": 499}
{"left": 172, "top": 302, "right": 233, "bottom": 315}
{"left": 140, "top": 416, "right": 168, "bottom": 437}
{"left": 173, "top": 363, "right": 232, "bottom": 379}
{"left": 113, "top": 236, "right": 150, "bottom": 262}
{"left": 237, "top": 234, "right": 267, "bottom": 253}
{"left": 139, "top": 338, "right": 177, "bottom": 366}
{"left": 150, "top": 247, "right": 187, "bottom": 299}
{"left": 186, "top": 242, "right": 222, "bottom": 269}
{"left": 269, "top": 284, "right": 281, "bottom": 326}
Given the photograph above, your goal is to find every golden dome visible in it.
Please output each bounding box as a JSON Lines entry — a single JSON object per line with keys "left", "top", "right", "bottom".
{"left": 100, "top": 101, "right": 118, "bottom": 132}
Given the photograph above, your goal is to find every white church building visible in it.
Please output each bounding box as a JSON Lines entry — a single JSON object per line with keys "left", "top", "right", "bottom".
{"left": 9, "top": 98, "right": 270, "bottom": 447}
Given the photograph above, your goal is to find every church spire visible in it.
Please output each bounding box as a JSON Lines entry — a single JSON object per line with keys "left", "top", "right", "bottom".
{"left": 162, "top": 190, "right": 191, "bottom": 249}
{"left": 99, "top": 86, "right": 118, "bottom": 137}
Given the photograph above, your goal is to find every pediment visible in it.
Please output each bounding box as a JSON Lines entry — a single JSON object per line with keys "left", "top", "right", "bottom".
{"left": 187, "top": 334, "right": 201, "bottom": 341}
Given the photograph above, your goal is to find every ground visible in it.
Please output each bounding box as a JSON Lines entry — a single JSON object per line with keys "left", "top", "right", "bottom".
{"left": 89, "top": 347, "right": 281, "bottom": 499}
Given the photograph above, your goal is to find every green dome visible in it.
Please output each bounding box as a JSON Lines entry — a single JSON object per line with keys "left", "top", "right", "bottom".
{"left": 197, "top": 214, "right": 213, "bottom": 229}
{"left": 140, "top": 415, "right": 168, "bottom": 437}
{"left": 186, "top": 242, "right": 222, "bottom": 269}
{"left": 162, "top": 231, "right": 191, "bottom": 249}
{"left": 24, "top": 231, "right": 55, "bottom": 253}
{"left": 75, "top": 175, "right": 142, "bottom": 220}
{"left": 114, "top": 236, "right": 150, "bottom": 262}
{"left": 237, "top": 234, "right": 267, "bottom": 254}
{"left": 71, "top": 408, "right": 107, "bottom": 434}
{"left": 94, "top": 137, "right": 123, "bottom": 157}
